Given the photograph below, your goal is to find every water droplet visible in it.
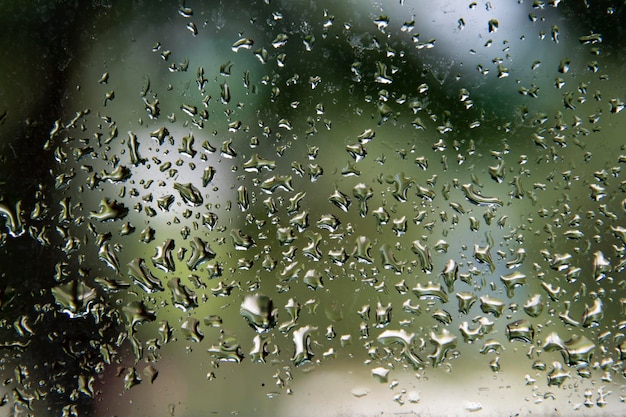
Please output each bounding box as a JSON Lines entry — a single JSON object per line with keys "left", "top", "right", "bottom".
{"left": 329, "top": 189, "right": 351, "bottom": 212}
{"left": 123, "top": 301, "right": 156, "bottom": 330}
{"left": 128, "top": 258, "right": 163, "bottom": 293}
{"left": 352, "top": 183, "right": 373, "bottom": 217}
{"left": 250, "top": 334, "right": 270, "bottom": 363}
{"left": 456, "top": 292, "right": 477, "bottom": 315}
{"left": 261, "top": 175, "right": 294, "bottom": 193}
{"left": 240, "top": 294, "right": 277, "bottom": 333}
{"left": 152, "top": 239, "right": 176, "bottom": 272}
{"left": 303, "top": 269, "right": 323, "bottom": 290}
{"left": 231, "top": 37, "right": 254, "bottom": 52}
{"left": 488, "top": 19, "right": 499, "bottom": 33}
{"left": 371, "top": 367, "right": 391, "bottom": 383}
{"left": 592, "top": 251, "right": 611, "bottom": 280}
{"left": 143, "top": 365, "right": 158, "bottom": 384}
{"left": 178, "top": 133, "right": 197, "bottom": 157}
{"left": 181, "top": 317, "right": 203, "bottom": 342}
{"left": 413, "top": 282, "right": 448, "bottom": 303}
{"left": 432, "top": 308, "right": 452, "bottom": 325}
{"left": 167, "top": 278, "right": 197, "bottom": 311}
{"left": 558, "top": 58, "right": 571, "bottom": 73}
{"left": 207, "top": 336, "right": 244, "bottom": 362}
{"left": 440, "top": 259, "right": 458, "bottom": 290}
{"left": 380, "top": 243, "right": 405, "bottom": 273}
{"left": 291, "top": 325, "right": 316, "bottom": 366}
{"left": 465, "top": 401, "right": 483, "bottom": 412}
{"left": 428, "top": 329, "right": 457, "bottom": 367}
{"left": 317, "top": 213, "right": 340, "bottom": 232}
{"left": 173, "top": 182, "right": 203, "bottom": 206}
{"left": 480, "top": 295, "right": 505, "bottom": 317}
{"left": 506, "top": 248, "right": 526, "bottom": 269}
{"left": 156, "top": 194, "right": 175, "bottom": 212}
{"left": 377, "top": 329, "right": 424, "bottom": 367}
{"left": 122, "top": 367, "right": 142, "bottom": 390}
{"left": 204, "top": 315, "right": 223, "bottom": 328}
{"left": 582, "top": 297, "right": 603, "bottom": 328}
{"left": 412, "top": 241, "right": 434, "bottom": 273}
{"left": 462, "top": 184, "right": 503, "bottom": 206}
{"left": 51, "top": 281, "right": 98, "bottom": 318}
{"left": 473, "top": 244, "right": 495, "bottom": 273}
{"left": 563, "top": 334, "right": 595, "bottom": 366}
{"left": 277, "top": 227, "right": 296, "bottom": 246}
{"left": 352, "top": 236, "right": 374, "bottom": 264}
{"left": 547, "top": 362, "right": 570, "bottom": 387}
{"left": 500, "top": 271, "right": 527, "bottom": 298}
{"left": 243, "top": 154, "right": 276, "bottom": 173}
{"left": 89, "top": 199, "right": 128, "bottom": 222}
{"left": 374, "top": 301, "right": 392, "bottom": 328}
{"left": 346, "top": 143, "right": 367, "bottom": 161}
{"left": 505, "top": 319, "right": 534, "bottom": 343}
{"left": 524, "top": 294, "right": 544, "bottom": 317}
{"left": 98, "top": 241, "right": 120, "bottom": 272}
{"left": 127, "top": 131, "right": 145, "bottom": 165}
{"left": 100, "top": 165, "right": 131, "bottom": 183}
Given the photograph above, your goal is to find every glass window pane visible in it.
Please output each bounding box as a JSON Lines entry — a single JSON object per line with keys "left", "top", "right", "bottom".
{"left": 1, "top": 1, "right": 624, "bottom": 416}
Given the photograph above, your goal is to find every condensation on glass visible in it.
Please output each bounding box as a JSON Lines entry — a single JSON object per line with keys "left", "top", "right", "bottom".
{"left": 0, "top": 1, "right": 625, "bottom": 416}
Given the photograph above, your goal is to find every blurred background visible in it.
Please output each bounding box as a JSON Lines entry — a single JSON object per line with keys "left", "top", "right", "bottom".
{"left": 0, "top": 1, "right": 625, "bottom": 416}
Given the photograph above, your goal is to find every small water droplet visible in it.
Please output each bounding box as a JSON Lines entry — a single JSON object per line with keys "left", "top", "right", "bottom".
{"left": 456, "top": 292, "right": 477, "bottom": 315}
{"left": 547, "top": 362, "right": 570, "bottom": 387}
{"left": 128, "top": 258, "right": 163, "bottom": 293}
{"left": 232, "top": 37, "right": 254, "bottom": 52}
{"left": 261, "top": 175, "right": 294, "bottom": 193}
{"left": 208, "top": 336, "right": 244, "bottom": 362}
{"left": 173, "top": 182, "right": 203, "bottom": 206}
{"left": 413, "top": 282, "right": 448, "bottom": 303}
{"left": 240, "top": 294, "right": 277, "bottom": 333}
{"left": 89, "top": 199, "right": 128, "bottom": 222}
{"left": 180, "top": 317, "right": 203, "bottom": 342}
{"left": 374, "top": 301, "right": 392, "bottom": 328}
{"left": 500, "top": 271, "right": 527, "bottom": 298}
{"left": 582, "top": 298, "right": 603, "bottom": 328}
{"left": 152, "top": 239, "right": 176, "bottom": 272}
{"left": 488, "top": 19, "right": 499, "bottom": 32}
{"left": 480, "top": 295, "right": 505, "bottom": 317}
{"left": 412, "top": 241, "right": 434, "bottom": 273}
{"left": 506, "top": 319, "right": 534, "bottom": 343}
{"left": 51, "top": 281, "right": 98, "bottom": 318}
{"left": 473, "top": 244, "right": 495, "bottom": 273}
{"left": 462, "top": 184, "right": 502, "bottom": 206}
{"left": 524, "top": 294, "right": 544, "bottom": 317}
{"left": 371, "top": 367, "right": 391, "bottom": 383}
{"left": 428, "top": 329, "right": 457, "bottom": 367}
{"left": 558, "top": 58, "right": 571, "bottom": 73}
{"left": 563, "top": 334, "right": 595, "bottom": 366}
{"left": 291, "top": 325, "right": 316, "bottom": 366}
{"left": 329, "top": 189, "right": 351, "bottom": 212}
{"left": 352, "top": 183, "right": 373, "bottom": 217}
{"left": 167, "top": 278, "right": 197, "bottom": 311}
{"left": 378, "top": 329, "right": 423, "bottom": 367}
{"left": 303, "top": 269, "right": 323, "bottom": 290}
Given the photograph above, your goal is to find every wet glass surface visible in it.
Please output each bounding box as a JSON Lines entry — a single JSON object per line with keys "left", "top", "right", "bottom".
{"left": 0, "top": 1, "right": 625, "bottom": 416}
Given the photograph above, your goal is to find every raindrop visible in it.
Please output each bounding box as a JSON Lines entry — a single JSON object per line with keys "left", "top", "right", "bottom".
{"left": 240, "top": 294, "right": 278, "bottom": 333}
{"left": 505, "top": 319, "right": 534, "bottom": 343}
{"left": 291, "top": 325, "right": 316, "bottom": 366}
{"left": 428, "top": 329, "right": 457, "bottom": 367}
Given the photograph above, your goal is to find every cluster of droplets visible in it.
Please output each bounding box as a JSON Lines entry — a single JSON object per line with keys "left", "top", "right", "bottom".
{"left": 0, "top": 0, "right": 625, "bottom": 414}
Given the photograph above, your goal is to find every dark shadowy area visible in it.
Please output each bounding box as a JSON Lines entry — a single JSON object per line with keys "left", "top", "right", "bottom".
{"left": 0, "top": 2, "right": 131, "bottom": 414}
